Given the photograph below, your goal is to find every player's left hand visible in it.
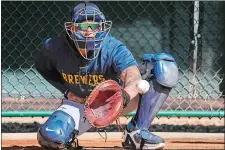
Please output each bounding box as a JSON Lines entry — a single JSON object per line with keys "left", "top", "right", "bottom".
{"left": 84, "top": 80, "right": 130, "bottom": 128}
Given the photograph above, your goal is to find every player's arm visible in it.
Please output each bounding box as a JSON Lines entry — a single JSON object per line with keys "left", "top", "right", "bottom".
{"left": 111, "top": 42, "right": 142, "bottom": 115}
{"left": 120, "top": 65, "right": 142, "bottom": 100}
{"left": 111, "top": 43, "right": 142, "bottom": 99}
{"left": 35, "top": 42, "right": 66, "bottom": 93}
{"left": 120, "top": 65, "right": 142, "bottom": 115}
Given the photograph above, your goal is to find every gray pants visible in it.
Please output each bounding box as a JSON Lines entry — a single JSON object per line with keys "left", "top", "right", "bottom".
{"left": 61, "top": 98, "right": 92, "bottom": 136}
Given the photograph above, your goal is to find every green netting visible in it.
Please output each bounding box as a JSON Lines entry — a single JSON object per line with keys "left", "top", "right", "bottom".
{"left": 2, "top": 1, "right": 224, "bottom": 114}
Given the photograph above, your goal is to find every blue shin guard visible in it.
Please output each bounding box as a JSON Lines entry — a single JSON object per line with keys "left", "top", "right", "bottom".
{"left": 135, "top": 53, "right": 178, "bottom": 129}
{"left": 125, "top": 80, "right": 171, "bottom": 148}
{"left": 136, "top": 80, "right": 171, "bottom": 129}
{"left": 37, "top": 101, "right": 82, "bottom": 150}
{"left": 124, "top": 53, "right": 178, "bottom": 149}
{"left": 37, "top": 110, "right": 78, "bottom": 150}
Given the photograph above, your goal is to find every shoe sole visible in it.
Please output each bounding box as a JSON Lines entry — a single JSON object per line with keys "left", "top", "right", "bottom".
{"left": 122, "top": 133, "right": 137, "bottom": 149}
{"left": 142, "top": 142, "right": 165, "bottom": 150}
{"left": 122, "top": 131, "right": 165, "bottom": 150}
{"left": 122, "top": 142, "right": 165, "bottom": 150}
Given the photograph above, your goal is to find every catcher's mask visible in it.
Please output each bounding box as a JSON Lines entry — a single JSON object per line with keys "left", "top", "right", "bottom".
{"left": 65, "top": 2, "right": 112, "bottom": 60}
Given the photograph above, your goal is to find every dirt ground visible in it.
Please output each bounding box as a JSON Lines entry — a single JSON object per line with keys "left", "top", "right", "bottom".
{"left": 2, "top": 137, "right": 224, "bottom": 150}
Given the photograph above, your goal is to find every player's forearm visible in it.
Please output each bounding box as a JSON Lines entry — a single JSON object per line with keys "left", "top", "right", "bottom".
{"left": 121, "top": 66, "right": 142, "bottom": 100}
{"left": 124, "top": 76, "right": 141, "bottom": 100}
{"left": 121, "top": 94, "right": 139, "bottom": 115}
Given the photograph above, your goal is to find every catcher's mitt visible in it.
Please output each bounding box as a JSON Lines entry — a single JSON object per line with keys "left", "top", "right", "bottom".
{"left": 84, "top": 80, "right": 130, "bottom": 128}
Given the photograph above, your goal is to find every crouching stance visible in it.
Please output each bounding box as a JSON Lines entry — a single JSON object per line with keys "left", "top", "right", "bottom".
{"left": 35, "top": 1, "right": 178, "bottom": 149}
{"left": 36, "top": 2, "right": 141, "bottom": 149}
{"left": 122, "top": 53, "right": 179, "bottom": 149}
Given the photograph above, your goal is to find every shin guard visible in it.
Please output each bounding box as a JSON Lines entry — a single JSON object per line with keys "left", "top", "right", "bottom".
{"left": 132, "top": 53, "right": 178, "bottom": 130}
{"left": 135, "top": 80, "right": 171, "bottom": 129}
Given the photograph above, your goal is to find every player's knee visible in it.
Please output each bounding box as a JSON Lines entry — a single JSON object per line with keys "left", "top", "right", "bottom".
{"left": 37, "top": 110, "right": 78, "bottom": 149}
{"left": 141, "top": 53, "right": 179, "bottom": 88}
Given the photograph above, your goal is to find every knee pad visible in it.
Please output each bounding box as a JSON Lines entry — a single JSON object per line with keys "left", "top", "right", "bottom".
{"left": 37, "top": 106, "right": 79, "bottom": 149}
{"left": 141, "top": 53, "right": 178, "bottom": 88}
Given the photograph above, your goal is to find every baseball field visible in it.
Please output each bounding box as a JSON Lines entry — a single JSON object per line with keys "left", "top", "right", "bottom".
{"left": 2, "top": 117, "right": 224, "bottom": 149}
{"left": 2, "top": 1, "right": 225, "bottom": 150}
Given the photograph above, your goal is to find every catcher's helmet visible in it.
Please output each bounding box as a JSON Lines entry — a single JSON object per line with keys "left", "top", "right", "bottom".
{"left": 65, "top": 2, "right": 112, "bottom": 60}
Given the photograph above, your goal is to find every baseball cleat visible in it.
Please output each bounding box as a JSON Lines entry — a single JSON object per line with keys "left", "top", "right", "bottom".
{"left": 122, "top": 128, "right": 165, "bottom": 150}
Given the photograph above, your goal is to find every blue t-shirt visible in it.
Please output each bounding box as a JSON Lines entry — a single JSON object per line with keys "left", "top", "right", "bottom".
{"left": 35, "top": 33, "right": 138, "bottom": 98}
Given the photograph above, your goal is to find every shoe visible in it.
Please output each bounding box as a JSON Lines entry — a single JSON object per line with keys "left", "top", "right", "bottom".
{"left": 122, "top": 128, "right": 165, "bottom": 149}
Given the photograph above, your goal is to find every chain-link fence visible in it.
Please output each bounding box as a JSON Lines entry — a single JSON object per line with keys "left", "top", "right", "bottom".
{"left": 2, "top": 1, "right": 224, "bottom": 115}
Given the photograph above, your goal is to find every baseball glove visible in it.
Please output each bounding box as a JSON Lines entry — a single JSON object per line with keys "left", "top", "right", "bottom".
{"left": 84, "top": 80, "right": 130, "bottom": 128}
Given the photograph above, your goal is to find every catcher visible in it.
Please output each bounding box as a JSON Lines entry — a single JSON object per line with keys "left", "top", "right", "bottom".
{"left": 35, "top": 2, "right": 178, "bottom": 150}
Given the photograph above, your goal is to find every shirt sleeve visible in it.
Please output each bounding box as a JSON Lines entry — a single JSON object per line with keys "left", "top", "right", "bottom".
{"left": 112, "top": 44, "right": 138, "bottom": 74}
{"left": 35, "top": 40, "right": 67, "bottom": 93}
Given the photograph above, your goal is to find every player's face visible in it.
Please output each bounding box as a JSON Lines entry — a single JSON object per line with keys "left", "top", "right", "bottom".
{"left": 65, "top": 14, "right": 112, "bottom": 60}
{"left": 76, "top": 21, "right": 102, "bottom": 38}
